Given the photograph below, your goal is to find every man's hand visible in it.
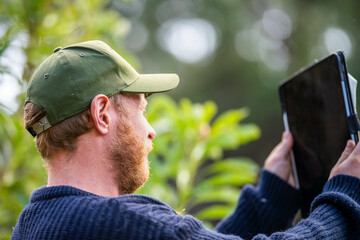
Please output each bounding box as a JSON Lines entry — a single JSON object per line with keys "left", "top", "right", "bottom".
{"left": 329, "top": 140, "right": 360, "bottom": 179}
{"left": 264, "top": 131, "right": 295, "bottom": 187}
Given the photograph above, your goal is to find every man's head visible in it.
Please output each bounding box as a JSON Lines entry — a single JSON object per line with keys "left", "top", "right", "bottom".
{"left": 25, "top": 40, "right": 178, "bottom": 137}
{"left": 24, "top": 40, "right": 179, "bottom": 194}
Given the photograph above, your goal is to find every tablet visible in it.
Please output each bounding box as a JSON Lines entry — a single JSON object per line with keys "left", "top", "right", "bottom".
{"left": 279, "top": 51, "right": 359, "bottom": 217}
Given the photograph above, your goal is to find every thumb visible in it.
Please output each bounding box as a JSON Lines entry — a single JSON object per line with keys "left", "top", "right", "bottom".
{"left": 267, "top": 131, "right": 293, "bottom": 160}
{"left": 336, "top": 140, "right": 356, "bottom": 165}
{"left": 277, "top": 131, "right": 293, "bottom": 154}
{"left": 264, "top": 131, "right": 294, "bottom": 183}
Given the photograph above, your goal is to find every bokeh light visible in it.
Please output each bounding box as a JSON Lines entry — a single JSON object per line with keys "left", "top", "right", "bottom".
{"left": 324, "top": 27, "right": 353, "bottom": 57}
{"left": 157, "top": 18, "right": 218, "bottom": 64}
{"left": 0, "top": 34, "right": 27, "bottom": 113}
{"left": 235, "top": 8, "right": 291, "bottom": 72}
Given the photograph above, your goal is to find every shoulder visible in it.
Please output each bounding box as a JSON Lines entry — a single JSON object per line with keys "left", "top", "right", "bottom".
{"left": 16, "top": 186, "right": 186, "bottom": 239}
{"left": 89, "top": 194, "right": 179, "bottom": 217}
{"left": 30, "top": 185, "right": 178, "bottom": 218}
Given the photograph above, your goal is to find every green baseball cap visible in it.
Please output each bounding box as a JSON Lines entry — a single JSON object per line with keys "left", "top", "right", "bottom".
{"left": 26, "top": 40, "right": 179, "bottom": 137}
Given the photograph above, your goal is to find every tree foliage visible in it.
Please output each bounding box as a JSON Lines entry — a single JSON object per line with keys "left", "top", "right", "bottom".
{"left": 137, "top": 95, "right": 260, "bottom": 227}
{"left": 0, "top": 0, "right": 136, "bottom": 83}
{"left": 0, "top": 108, "right": 45, "bottom": 239}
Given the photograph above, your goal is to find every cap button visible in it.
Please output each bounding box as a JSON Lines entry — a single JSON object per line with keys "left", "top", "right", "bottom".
{"left": 53, "top": 47, "right": 62, "bottom": 53}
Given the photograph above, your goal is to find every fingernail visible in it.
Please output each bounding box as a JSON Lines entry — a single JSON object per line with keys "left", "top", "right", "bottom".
{"left": 346, "top": 140, "right": 355, "bottom": 149}
{"left": 283, "top": 131, "right": 289, "bottom": 139}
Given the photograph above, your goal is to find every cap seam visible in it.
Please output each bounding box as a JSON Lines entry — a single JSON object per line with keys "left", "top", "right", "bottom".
{"left": 78, "top": 54, "right": 108, "bottom": 83}
{"left": 77, "top": 53, "right": 125, "bottom": 98}
{"left": 63, "top": 44, "right": 110, "bottom": 58}
{"left": 54, "top": 51, "right": 85, "bottom": 123}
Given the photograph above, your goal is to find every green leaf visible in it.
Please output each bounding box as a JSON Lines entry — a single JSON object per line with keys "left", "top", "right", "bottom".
{"left": 195, "top": 205, "right": 234, "bottom": 220}
{"left": 212, "top": 108, "right": 249, "bottom": 135}
{"left": 202, "top": 158, "right": 259, "bottom": 177}
{"left": 190, "top": 187, "right": 240, "bottom": 206}
{"left": 196, "top": 172, "right": 257, "bottom": 188}
{"left": 202, "top": 101, "right": 217, "bottom": 123}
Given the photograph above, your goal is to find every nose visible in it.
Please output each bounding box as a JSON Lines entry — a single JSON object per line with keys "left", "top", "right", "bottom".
{"left": 147, "top": 123, "right": 156, "bottom": 140}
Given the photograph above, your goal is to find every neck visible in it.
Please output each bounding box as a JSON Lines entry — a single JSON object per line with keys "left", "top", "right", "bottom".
{"left": 46, "top": 132, "right": 121, "bottom": 197}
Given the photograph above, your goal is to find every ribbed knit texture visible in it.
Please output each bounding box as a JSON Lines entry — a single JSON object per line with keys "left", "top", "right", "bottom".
{"left": 11, "top": 170, "right": 360, "bottom": 240}
{"left": 216, "top": 170, "right": 301, "bottom": 239}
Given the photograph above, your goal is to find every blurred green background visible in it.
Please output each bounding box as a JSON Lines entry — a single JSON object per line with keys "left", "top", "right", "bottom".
{"left": 1, "top": 0, "right": 360, "bottom": 238}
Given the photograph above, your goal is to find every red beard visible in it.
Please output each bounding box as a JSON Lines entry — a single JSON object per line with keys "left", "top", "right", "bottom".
{"left": 109, "top": 115, "right": 152, "bottom": 195}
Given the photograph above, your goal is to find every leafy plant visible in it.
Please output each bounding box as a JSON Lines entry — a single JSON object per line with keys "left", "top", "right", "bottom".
{"left": 0, "top": 0, "right": 136, "bottom": 83}
{"left": 136, "top": 95, "right": 260, "bottom": 227}
{"left": 0, "top": 109, "right": 45, "bottom": 240}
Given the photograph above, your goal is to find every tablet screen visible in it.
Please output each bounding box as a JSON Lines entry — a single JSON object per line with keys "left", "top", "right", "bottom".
{"left": 279, "top": 54, "right": 350, "bottom": 217}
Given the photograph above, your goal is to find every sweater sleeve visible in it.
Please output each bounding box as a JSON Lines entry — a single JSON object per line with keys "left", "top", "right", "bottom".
{"left": 252, "top": 174, "right": 360, "bottom": 239}
{"left": 215, "top": 169, "right": 301, "bottom": 239}
{"left": 166, "top": 174, "right": 360, "bottom": 240}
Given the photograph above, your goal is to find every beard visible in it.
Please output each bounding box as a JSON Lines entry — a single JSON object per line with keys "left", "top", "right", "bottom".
{"left": 109, "top": 116, "right": 152, "bottom": 195}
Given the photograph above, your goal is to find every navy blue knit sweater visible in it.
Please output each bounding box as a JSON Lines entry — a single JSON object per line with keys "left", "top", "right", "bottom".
{"left": 11, "top": 170, "right": 360, "bottom": 239}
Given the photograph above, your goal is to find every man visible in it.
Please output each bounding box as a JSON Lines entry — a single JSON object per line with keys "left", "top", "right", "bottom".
{"left": 12, "top": 40, "right": 360, "bottom": 239}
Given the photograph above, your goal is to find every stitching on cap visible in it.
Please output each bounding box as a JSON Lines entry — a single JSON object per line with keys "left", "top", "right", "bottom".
{"left": 54, "top": 51, "right": 84, "bottom": 122}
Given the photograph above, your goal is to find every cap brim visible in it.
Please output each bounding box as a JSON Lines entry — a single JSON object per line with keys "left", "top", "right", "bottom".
{"left": 122, "top": 74, "right": 179, "bottom": 93}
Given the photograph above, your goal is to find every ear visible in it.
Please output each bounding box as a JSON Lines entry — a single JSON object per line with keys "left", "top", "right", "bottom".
{"left": 90, "top": 94, "right": 111, "bottom": 135}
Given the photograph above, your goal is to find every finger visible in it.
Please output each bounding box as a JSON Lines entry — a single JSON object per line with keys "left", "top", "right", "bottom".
{"left": 265, "top": 132, "right": 293, "bottom": 165}
{"left": 336, "top": 140, "right": 356, "bottom": 165}
{"left": 347, "top": 139, "right": 360, "bottom": 159}
{"left": 276, "top": 131, "right": 293, "bottom": 155}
